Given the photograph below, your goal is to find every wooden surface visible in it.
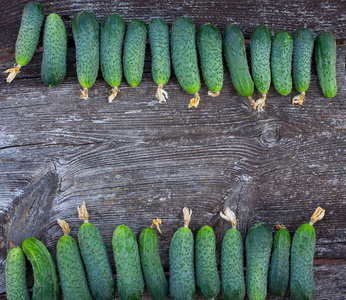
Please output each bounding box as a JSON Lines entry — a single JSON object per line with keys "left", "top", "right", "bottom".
{"left": 0, "top": 0, "right": 345, "bottom": 299}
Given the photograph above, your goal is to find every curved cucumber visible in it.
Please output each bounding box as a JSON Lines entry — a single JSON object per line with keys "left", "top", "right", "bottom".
{"left": 41, "top": 13, "right": 67, "bottom": 86}
{"left": 22, "top": 237, "right": 59, "bottom": 300}
{"left": 315, "top": 31, "right": 337, "bottom": 98}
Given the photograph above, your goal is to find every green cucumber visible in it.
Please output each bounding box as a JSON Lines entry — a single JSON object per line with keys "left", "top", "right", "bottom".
{"left": 171, "top": 16, "right": 201, "bottom": 108}
{"left": 292, "top": 28, "right": 314, "bottom": 104}
{"left": 22, "top": 237, "right": 59, "bottom": 300}
{"left": 139, "top": 219, "right": 168, "bottom": 300}
{"left": 245, "top": 222, "right": 273, "bottom": 300}
{"left": 100, "top": 13, "right": 125, "bottom": 103}
{"left": 268, "top": 225, "right": 291, "bottom": 297}
{"left": 220, "top": 208, "right": 245, "bottom": 300}
{"left": 77, "top": 202, "right": 115, "bottom": 300}
{"left": 112, "top": 225, "right": 144, "bottom": 300}
{"left": 149, "top": 18, "right": 171, "bottom": 103}
{"left": 290, "top": 207, "right": 325, "bottom": 300}
{"left": 56, "top": 219, "right": 92, "bottom": 300}
{"left": 169, "top": 207, "right": 195, "bottom": 300}
{"left": 41, "top": 13, "right": 67, "bottom": 87}
{"left": 197, "top": 23, "right": 223, "bottom": 97}
{"left": 195, "top": 226, "right": 220, "bottom": 300}
{"left": 271, "top": 31, "right": 293, "bottom": 96}
{"left": 72, "top": 10, "right": 99, "bottom": 100}
{"left": 5, "top": 2, "right": 44, "bottom": 82}
{"left": 314, "top": 31, "right": 337, "bottom": 98}
{"left": 5, "top": 242, "right": 30, "bottom": 300}
{"left": 123, "top": 19, "right": 147, "bottom": 88}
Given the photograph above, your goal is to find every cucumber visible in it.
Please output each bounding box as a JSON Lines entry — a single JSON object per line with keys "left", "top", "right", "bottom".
{"left": 271, "top": 31, "right": 293, "bottom": 96}
{"left": 22, "top": 237, "right": 59, "bottom": 300}
{"left": 72, "top": 10, "right": 99, "bottom": 100}
{"left": 197, "top": 23, "right": 223, "bottom": 97}
{"left": 123, "top": 19, "right": 147, "bottom": 88}
{"left": 77, "top": 202, "right": 115, "bottom": 300}
{"left": 292, "top": 28, "right": 314, "bottom": 105}
{"left": 195, "top": 226, "right": 220, "bottom": 300}
{"left": 314, "top": 31, "right": 337, "bottom": 98}
{"left": 149, "top": 18, "right": 171, "bottom": 103}
{"left": 169, "top": 207, "right": 195, "bottom": 300}
{"left": 245, "top": 222, "right": 273, "bottom": 300}
{"left": 171, "top": 16, "right": 201, "bottom": 108}
{"left": 220, "top": 207, "right": 245, "bottom": 300}
{"left": 268, "top": 225, "right": 291, "bottom": 297}
{"left": 41, "top": 13, "right": 67, "bottom": 87}
{"left": 250, "top": 25, "right": 271, "bottom": 111}
{"left": 112, "top": 225, "right": 144, "bottom": 300}
{"left": 290, "top": 207, "right": 325, "bottom": 300}
{"left": 100, "top": 13, "right": 125, "bottom": 103}
{"left": 5, "top": 241, "right": 30, "bottom": 300}
{"left": 139, "top": 219, "right": 168, "bottom": 300}
{"left": 56, "top": 219, "right": 92, "bottom": 300}
{"left": 5, "top": 2, "right": 44, "bottom": 82}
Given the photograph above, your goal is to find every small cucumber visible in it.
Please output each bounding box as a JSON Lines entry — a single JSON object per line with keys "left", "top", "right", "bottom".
{"left": 268, "top": 225, "right": 291, "bottom": 297}
{"left": 100, "top": 13, "right": 125, "bottom": 103}
{"left": 290, "top": 207, "right": 325, "bottom": 300}
{"left": 22, "top": 237, "right": 59, "bottom": 300}
{"left": 72, "top": 10, "right": 99, "bottom": 100}
{"left": 195, "top": 226, "right": 220, "bottom": 300}
{"left": 169, "top": 207, "right": 195, "bottom": 300}
{"left": 271, "top": 31, "right": 293, "bottom": 96}
{"left": 197, "top": 23, "right": 223, "bottom": 97}
{"left": 112, "top": 225, "right": 144, "bottom": 300}
{"left": 220, "top": 208, "right": 245, "bottom": 300}
{"left": 245, "top": 222, "right": 273, "bottom": 300}
{"left": 5, "top": 242, "right": 30, "bottom": 300}
{"left": 139, "top": 219, "right": 168, "bottom": 300}
{"left": 5, "top": 2, "right": 44, "bottom": 82}
{"left": 56, "top": 219, "right": 92, "bottom": 300}
{"left": 123, "top": 19, "right": 147, "bottom": 88}
{"left": 77, "top": 202, "right": 115, "bottom": 300}
{"left": 41, "top": 13, "right": 67, "bottom": 87}
{"left": 314, "top": 31, "right": 337, "bottom": 98}
{"left": 171, "top": 16, "right": 201, "bottom": 108}
{"left": 149, "top": 18, "right": 171, "bottom": 103}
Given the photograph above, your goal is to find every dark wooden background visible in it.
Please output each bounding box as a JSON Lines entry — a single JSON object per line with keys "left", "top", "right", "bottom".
{"left": 0, "top": 0, "right": 345, "bottom": 299}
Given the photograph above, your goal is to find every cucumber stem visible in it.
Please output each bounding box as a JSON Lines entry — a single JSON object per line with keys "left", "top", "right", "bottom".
{"left": 276, "top": 224, "right": 286, "bottom": 230}
{"left": 78, "top": 201, "right": 89, "bottom": 223}
{"left": 248, "top": 96, "right": 257, "bottom": 109}
{"left": 183, "top": 207, "right": 192, "bottom": 228}
{"left": 309, "top": 206, "right": 325, "bottom": 226}
{"left": 156, "top": 84, "right": 168, "bottom": 103}
{"left": 9, "top": 240, "right": 15, "bottom": 249}
{"left": 108, "top": 86, "right": 119, "bottom": 103}
{"left": 150, "top": 218, "right": 163, "bottom": 234}
{"left": 4, "top": 64, "right": 21, "bottom": 83}
{"left": 57, "top": 219, "right": 71, "bottom": 235}
{"left": 80, "top": 87, "right": 88, "bottom": 100}
{"left": 255, "top": 94, "right": 267, "bottom": 111}
{"left": 292, "top": 91, "right": 305, "bottom": 105}
{"left": 208, "top": 90, "right": 220, "bottom": 97}
{"left": 188, "top": 92, "right": 200, "bottom": 108}
{"left": 220, "top": 207, "right": 237, "bottom": 228}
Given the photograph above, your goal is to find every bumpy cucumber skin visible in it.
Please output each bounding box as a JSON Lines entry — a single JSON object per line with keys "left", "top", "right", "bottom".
{"left": 292, "top": 28, "right": 314, "bottom": 93}
{"left": 139, "top": 228, "right": 168, "bottom": 300}
{"left": 271, "top": 31, "right": 293, "bottom": 96}
{"left": 123, "top": 19, "right": 147, "bottom": 87}
{"left": 290, "top": 223, "right": 316, "bottom": 300}
{"left": 245, "top": 223, "right": 273, "bottom": 300}
{"left": 57, "top": 235, "right": 92, "bottom": 300}
{"left": 314, "top": 31, "right": 337, "bottom": 98}
{"left": 170, "top": 16, "right": 201, "bottom": 94}
{"left": 250, "top": 25, "right": 271, "bottom": 94}
{"left": 112, "top": 225, "right": 144, "bottom": 300}
{"left": 41, "top": 14, "right": 67, "bottom": 87}
{"left": 268, "top": 228, "right": 291, "bottom": 297}
{"left": 15, "top": 2, "right": 44, "bottom": 66}
{"left": 149, "top": 18, "right": 171, "bottom": 86}
{"left": 195, "top": 226, "right": 220, "bottom": 300}
{"left": 169, "top": 227, "right": 195, "bottom": 300}
{"left": 5, "top": 246, "right": 30, "bottom": 300}
{"left": 22, "top": 237, "right": 59, "bottom": 300}
{"left": 78, "top": 222, "right": 115, "bottom": 300}
{"left": 221, "top": 228, "right": 245, "bottom": 300}
{"left": 72, "top": 11, "right": 99, "bottom": 89}
{"left": 100, "top": 13, "right": 125, "bottom": 88}
{"left": 223, "top": 24, "right": 254, "bottom": 97}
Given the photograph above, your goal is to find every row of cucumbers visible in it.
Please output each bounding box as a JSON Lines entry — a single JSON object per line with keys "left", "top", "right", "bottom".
{"left": 6, "top": 203, "right": 325, "bottom": 300}
{"left": 6, "top": 3, "right": 337, "bottom": 110}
